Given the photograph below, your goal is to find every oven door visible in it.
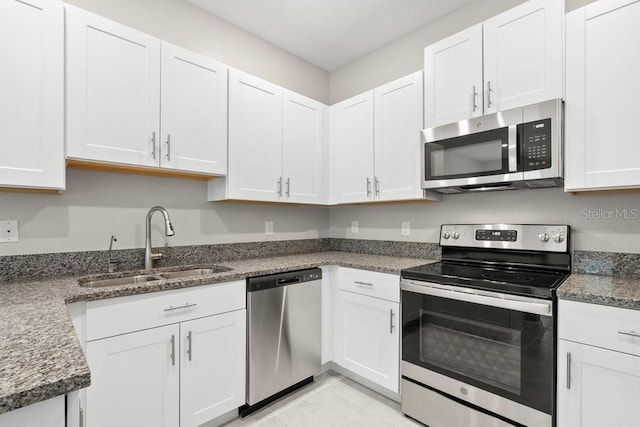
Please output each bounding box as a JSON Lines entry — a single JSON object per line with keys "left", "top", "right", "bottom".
{"left": 401, "top": 280, "right": 554, "bottom": 422}
{"left": 421, "top": 106, "right": 523, "bottom": 190}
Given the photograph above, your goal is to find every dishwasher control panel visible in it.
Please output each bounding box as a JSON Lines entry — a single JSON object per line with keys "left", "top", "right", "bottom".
{"left": 247, "top": 268, "right": 323, "bottom": 292}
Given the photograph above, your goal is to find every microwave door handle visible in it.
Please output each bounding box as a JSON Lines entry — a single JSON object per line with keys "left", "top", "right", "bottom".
{"left": 508, "top": 125, "right": 518, "bottom": 172}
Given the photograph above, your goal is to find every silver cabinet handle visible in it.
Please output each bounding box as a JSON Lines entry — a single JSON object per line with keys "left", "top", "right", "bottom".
{"left": 79, "top": 407, "right": 84, "bottom": 427}
{"left": 277, "top": 177, "right": 282, "bottom": 197}
{"left": 486, "top": 81, "right": 492, "bottom": 109}
{"left": 366, "top": 177, "right": 371, "bottom": 198}
{"left": 164, "top": 302, "right": 197, "bottom": 312}
{"left": 390, "top": 309, "right": 395, "bottom": 334}
{"left": 354, "top": 280, "right": 374, "bottom": 287}
{"left": 170, "top": 334, "right": 176, "bottom": 366}
{"left": 566, "top": 352, "right": 571, "bottom": 389}
{"left": 151, "top": 131, "right": 157, "bottom": 160}
{"left": 618, "top": 330, "right": 640, "bottom": 338}
{"left": 286, "top": 177, "right": 290, "bottom": 198}
{"left": 166, "top": 134, "right": 171, "bottom": 161}
{"left": 471, "top": 85, "right": 478, "bottom": 112}
{"left": 374, "top": 176, "right": 380, "bottom": 197}
{"left": 187, "top": 330, "right": 192, "bottom": 361}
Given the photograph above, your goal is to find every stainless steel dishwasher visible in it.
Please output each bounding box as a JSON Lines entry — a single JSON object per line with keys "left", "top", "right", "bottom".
{"left": 243, "top": 268, "right": 322, "bottom": 415}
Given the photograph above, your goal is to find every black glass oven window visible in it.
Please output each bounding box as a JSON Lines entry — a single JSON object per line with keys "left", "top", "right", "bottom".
{"left": 402, "top": 290, "right": 554, "bottom": 415}
{"left": 419, "top": 309, "right": 522, "bottom": 394}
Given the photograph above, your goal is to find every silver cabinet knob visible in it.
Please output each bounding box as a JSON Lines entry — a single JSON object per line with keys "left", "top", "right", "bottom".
{"left": 539, "top": 233, "right": 549, "bottom": 243}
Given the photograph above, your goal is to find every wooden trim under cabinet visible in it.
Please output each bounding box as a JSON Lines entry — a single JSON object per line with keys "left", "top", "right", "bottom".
{"left": 66, "top": 159, "right": 221, "bottom": 181}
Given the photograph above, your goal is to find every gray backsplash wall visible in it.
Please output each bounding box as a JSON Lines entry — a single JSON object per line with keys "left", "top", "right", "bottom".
{"left": 0, "top": 169, "right": 330, "bottom": 256}
{"left": 330, "top": 187, "right": 640, "bottom": 254}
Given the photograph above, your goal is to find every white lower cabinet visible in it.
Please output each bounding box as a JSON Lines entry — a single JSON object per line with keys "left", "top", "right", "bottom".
{"left": 333, "top": 268, "right": 400, "bottom": 394}
{"left": 180, "top": 311, "right": 246, "bottom": 427}
{"left": 75, "top": 281, "right": 246, "bottom": 427}
{"left": 86, "top": 325, "right": 180, "bottom": 427}
{"left": 0, "top": 396, "right": 64, "bottom": 427}
{"left": 557, "top": 299, "right": 640, "bottom": 427}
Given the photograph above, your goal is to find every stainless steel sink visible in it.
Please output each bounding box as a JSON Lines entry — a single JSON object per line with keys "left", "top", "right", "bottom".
{"left": 79, "top": 274, "right": 162, "bottom": 288}
{"left": 159, "top": 267, "right": 231, "bottom": 280}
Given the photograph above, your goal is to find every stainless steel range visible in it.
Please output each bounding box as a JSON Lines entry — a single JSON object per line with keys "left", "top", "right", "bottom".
{"left": 400, "top": 224, "right": 571, "bottom": 427}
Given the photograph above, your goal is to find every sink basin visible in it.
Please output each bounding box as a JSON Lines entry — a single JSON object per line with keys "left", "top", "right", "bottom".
{"left": 159, "top": 267, "right": 231, "bottom": 280}
{"left": 80, "top": 274, "right": 162, "bottom": 288}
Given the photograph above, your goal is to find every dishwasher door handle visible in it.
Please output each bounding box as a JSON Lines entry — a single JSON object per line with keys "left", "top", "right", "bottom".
{"left": 277, "top": 277, "right": 301, "bottom": 285}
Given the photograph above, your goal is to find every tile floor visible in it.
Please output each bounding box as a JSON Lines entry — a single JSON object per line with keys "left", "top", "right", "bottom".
{"left": 222, "top": 372, "right": 422, "bottom": 427}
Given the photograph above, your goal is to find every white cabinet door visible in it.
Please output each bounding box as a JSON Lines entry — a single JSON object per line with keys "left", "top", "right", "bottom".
{"left": 66, "top": 5, "right": 161, "bottom": 167}
{"left": 334, "top": 290, "right": 399, "bottom": 393}
{"left": 85, "top": 325, "right": 180, "bottom": 427}
{"left": 0, "top": 0, "right": 64, "bottom": 190}
{"left": 330, "top": 91, "right": 375, "bottom": 204}
{"left": 565, "top": 0, "right": 640, "bottom": 191}
{"left": 483, "top": 0, "right": 563, "bottom": 113}
{"left": 226, "top": 69, "right": 283, "bottom": 201}
{"left": 374, "top": 71, "right": 425, "bottom": 201}
{"left": 0, "top": 396, "right": 64, "bottom": 427}
{"left": 557, "top": 339, "right": 640, "bottom": 427}
{"left": 160, "top": 43, "right": 227, "bottom": 175}
{"left": 180, "top": 311, "right": 246, "bottom": 427}
{"left": 424, "top": 23, "right": 483, "bottom": 127}
{"left": 282, "top": 90, "right": 325, "bottom": 204}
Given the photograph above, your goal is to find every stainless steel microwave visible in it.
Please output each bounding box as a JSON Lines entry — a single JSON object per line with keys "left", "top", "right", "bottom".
{"left": 421, "top": 99, "right": 563, "bottom": 194}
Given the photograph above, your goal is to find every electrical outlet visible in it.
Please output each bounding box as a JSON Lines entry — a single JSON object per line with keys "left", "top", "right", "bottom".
{"left": 0, "top": 220, "right": 19, "bottom": 243}
{"left": 401, "top": 221, "right": 410, "bottom": 236}
{"left": 351, "top": 220, "right": 359, "bottom": 234}
{"left": 265, "top": 221, "right": 274, "bottom": 235}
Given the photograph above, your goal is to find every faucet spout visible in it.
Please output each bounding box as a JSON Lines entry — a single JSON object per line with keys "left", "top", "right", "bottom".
{"left": 145, "top": 206, "right": 175, "bottom": 269}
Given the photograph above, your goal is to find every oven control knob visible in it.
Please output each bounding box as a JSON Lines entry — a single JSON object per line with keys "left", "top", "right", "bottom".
{"left": 442, "top": 231, "right": 451, "bottom": 239}
{"left": 553, "top": 233, "right": 565, "bottom": 243}
{"left": 452, "top": 232, "right": 460, "bottom": 239}
{"left": 539, "top": 233, "right": 549, "bottom": 243}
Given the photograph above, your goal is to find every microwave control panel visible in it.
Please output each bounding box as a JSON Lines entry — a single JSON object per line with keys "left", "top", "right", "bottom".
{"left": 520, "top": 118, "right": 552, "bottom": 171}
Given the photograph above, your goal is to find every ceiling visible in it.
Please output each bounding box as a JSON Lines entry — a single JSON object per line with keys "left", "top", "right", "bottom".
{"left": 187, "top": 0, "right": 475, "bottom": 71}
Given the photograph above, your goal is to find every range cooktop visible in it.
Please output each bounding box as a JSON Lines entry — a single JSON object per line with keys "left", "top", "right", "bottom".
{"left": 401, "top": 261, "right": 569, "bottom": 299}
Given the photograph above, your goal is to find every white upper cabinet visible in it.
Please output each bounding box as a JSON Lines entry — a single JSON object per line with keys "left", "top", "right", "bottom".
{"left": 282, "top": 90, "right": 325, "bottom": 204}
{"left": 330, "top": 91, "right": 375, "bottom": 204}
{"left": 330, "top": 71, "right": 435, "bottom": 204}
{"left": 66, "top": 5, "right": 161, "bottom": 168}
{"left": 0, "top": 0, "right": 65, "bottom": 190}
{"left": 209, "top": 69, "right": 327, "bottom": 203}
{"left": 565, "top": 0, "right": 640, "bottom": 191}
{"left": 424, "top": 0, "right": 563, "bottom": 128}
{"left": 483, "top": 0, "right": 563, "bottom": 113}
{"left": 424, "top": 24, "right": 483, "bottom": 127}
{"left": 66, "top": 6, "right": 227, "bottom": 175}
{"left": 374, "top": 71, "right": 426, "bottom": 201}
{"left": 160, "top": 44, "right": 227, "bottom": 175}
{"left": 215, "top": 69, "right": 283, "bottom": 201}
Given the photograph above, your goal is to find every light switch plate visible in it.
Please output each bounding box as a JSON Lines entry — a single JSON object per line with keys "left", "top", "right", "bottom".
{"left": 265, "top": 221, "right": 274, "bottom": 235}
{"left": 351, "top": 220, "right": 359, "bottom": 233}
{"left": 401, "top": 221, "right": 410, "bottom": 236}
{"left": 0, "top": 220, "right": 19, "bottom": 243}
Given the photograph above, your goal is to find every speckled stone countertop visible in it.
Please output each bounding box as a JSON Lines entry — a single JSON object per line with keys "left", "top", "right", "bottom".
{"left": 557, "top": 273, "right": 640, "bottom": 310}
{"left": 0, "top": 251, "right": 433, "bottom": 415}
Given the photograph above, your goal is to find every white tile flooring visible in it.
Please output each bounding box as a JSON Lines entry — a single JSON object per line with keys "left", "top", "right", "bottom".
{"left": 222, "top": 372, "right": 422, "bottom": 427}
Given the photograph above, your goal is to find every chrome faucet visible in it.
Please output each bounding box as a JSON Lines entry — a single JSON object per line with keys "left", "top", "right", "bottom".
{"left": 145, "top": 206, "right": 175, "bottom": 270}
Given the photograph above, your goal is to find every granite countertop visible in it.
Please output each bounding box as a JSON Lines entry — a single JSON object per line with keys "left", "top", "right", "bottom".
{"left": 557, "top": 273, "right": 640, "bottom": 310}
{"left": 0, "top": 251, "right": 433, "bottom": 415}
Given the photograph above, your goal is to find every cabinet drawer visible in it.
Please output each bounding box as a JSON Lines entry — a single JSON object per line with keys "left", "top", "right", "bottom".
{"left": 86, "top": 280, "right": 245, "bottom": 341}
{"left": 338, "top": 267, "right": 399, "bottom": 303}
{"left": 559, "top": 299, "right": 640, "bottom": 356}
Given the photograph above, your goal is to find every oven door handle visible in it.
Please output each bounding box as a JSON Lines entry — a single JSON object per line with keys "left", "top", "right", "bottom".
{"left": 400, "top": 279, "right": 552, "bottom": 316}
